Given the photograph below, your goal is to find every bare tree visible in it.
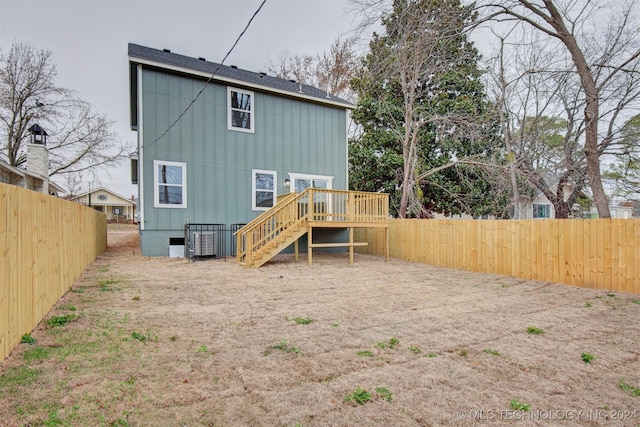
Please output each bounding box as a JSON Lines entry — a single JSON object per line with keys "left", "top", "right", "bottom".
{"left": 486, "top": 30, "right": 525, "bottom": 217}
{"left": 603, "top": 114, "right": 640, "bottom": 202}
{"left": 485, "top": 26, "right": 594, "bottom": 218}
{"left": 476, "top": 0, "right": 640, "bottom": 218}
{"left": 266, "top": 36, "right": 360, "bottom": 103}
{"left": 0, "top": 42, "right": 128, "bottom": 180}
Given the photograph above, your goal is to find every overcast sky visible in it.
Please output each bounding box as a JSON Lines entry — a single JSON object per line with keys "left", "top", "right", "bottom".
{"left": 0, "top": 0, "right": 356, "bottom": 197}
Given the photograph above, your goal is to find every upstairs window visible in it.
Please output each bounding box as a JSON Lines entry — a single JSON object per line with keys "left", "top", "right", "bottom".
{"left": 154, "top": 160, "right": 186, "bottom": 208}
{"left": 228, "top": 87, "right": 254, "bottom": 133}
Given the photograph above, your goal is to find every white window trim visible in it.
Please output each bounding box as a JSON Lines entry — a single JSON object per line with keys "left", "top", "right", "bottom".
{"left": 288, "top": 173, "right": 334, "bottom": 220}
{"left": 533, "top": 203, "right": 550, "bottom": 219}
{"left": 227, "top": 87, "right": 255, "bottom": 133}
{"left": 287, "top": 173, "right": 334, "bottom": 193}
{"left": 252, "top": 169, "right": 277, "bottom": 211}
{"left": 153, "top": 160, "right": 187, "bottom": 208}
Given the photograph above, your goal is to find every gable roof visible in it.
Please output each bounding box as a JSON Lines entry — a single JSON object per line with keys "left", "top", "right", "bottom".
{"left": 128, "top": 43, "right": 353, "bottom": 110}
{"left": 71, "top": 187, "right": 136, "bottom": 205}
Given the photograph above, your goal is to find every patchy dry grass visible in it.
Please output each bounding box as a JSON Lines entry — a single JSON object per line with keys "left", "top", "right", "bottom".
{"left": 1, "top": 226, "right": 639, "bottom": 426}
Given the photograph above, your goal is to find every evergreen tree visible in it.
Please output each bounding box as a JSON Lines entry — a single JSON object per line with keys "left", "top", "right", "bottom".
{"left": 350, "top": 0, "right": 507, "bottom": 218}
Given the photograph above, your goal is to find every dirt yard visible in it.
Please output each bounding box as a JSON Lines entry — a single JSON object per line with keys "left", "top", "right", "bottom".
{"left": 1, "top": 224, "right": 639, "bottom": 426}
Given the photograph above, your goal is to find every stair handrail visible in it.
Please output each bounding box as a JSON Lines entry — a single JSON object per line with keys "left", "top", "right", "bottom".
{"left": 236, "top": 189, "right": 311, "bottom": 263}
{"left": 236, "top": 189, "right": 390, "bottom": 265}
{"left": 233, "top": 192, "right": 298, "bottom": 237}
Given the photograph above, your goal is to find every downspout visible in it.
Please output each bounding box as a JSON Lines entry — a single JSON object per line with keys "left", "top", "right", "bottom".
{"left": 137, "top": 64, "right": 145, "bottom": 230}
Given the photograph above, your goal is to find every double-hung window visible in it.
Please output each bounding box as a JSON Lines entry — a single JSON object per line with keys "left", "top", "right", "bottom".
{"left": 533, "top": 203, "right": 550, "bottom": 219}
{"left": 252, "top": 169, "right": 276, "bottom": 210}
{"left": 228, "top": 87, "right": 254, "bottom": 132}
{"left": 154, "top": 160, "right": 186, "bottom": 208}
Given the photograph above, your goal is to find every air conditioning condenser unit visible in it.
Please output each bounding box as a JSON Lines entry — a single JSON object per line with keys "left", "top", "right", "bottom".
{"left": 193, "top": 231, "right": 215, "bottom": 256}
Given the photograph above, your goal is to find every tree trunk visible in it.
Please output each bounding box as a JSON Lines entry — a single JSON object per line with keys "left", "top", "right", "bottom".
{"left": 399, "top": 137, "right": 416, "bottom": 219}
{"left": 553, "top": 201, "right": 571, "bottom": 219}
{"left": 535, "top": 1, "right": 611, "bottom": 218}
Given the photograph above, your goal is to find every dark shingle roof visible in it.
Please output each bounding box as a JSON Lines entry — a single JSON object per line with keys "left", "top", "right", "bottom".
{"left": 128, "top": 43, "right": 352, "bottom": 108}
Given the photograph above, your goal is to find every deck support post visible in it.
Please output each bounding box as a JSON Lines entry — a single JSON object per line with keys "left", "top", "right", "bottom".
{"left": 294, "top": 239, "right": 299, "bottom": 262}
{"left": 349, "top": 227, "right": 354, "bottom": 264}
{"left": 307, "top": 226, "right": 313, "bottom": 266}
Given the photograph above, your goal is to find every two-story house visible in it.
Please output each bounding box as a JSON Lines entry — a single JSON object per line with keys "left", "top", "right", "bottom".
{"left": 129, "top": 43, "right": 373, "bottom": 260}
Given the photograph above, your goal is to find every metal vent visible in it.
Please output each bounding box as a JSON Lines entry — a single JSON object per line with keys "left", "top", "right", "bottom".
{"left": 193, "top": 231, "right": 215, "bottom": 256}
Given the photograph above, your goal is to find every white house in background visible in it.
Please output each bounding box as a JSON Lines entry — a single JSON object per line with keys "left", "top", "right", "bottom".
{"left": 607, "top": 204, "right": 635, "bottom": 219}
{"left": 0, "top": 124, "right": 65, "bottom": 196}
{"left": 71, "top": 187, "right": 137, "bottom": 222}
{"left": 522, "top": 186, "right": 634, "bottom": 219}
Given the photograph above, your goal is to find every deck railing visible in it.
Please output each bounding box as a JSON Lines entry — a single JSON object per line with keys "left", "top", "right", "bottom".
{"left": 303, "top": 188, "right": 389, "bottom": 223}
{"left": 236, "top": 189, "right": 389, "bottom": 264}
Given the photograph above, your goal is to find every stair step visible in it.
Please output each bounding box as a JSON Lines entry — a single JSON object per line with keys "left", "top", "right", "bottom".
{"left": 238, "top": 219, "right": 308, "bottom": 267}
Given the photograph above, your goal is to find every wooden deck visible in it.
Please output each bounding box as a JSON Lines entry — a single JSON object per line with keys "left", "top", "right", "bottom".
{"left": 236, "top": 189, "right": 390, "bottom": 267}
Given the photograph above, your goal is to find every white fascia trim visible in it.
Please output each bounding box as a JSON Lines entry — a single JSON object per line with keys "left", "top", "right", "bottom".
{"left": 129, "top": 56, "right": 354, "bottom": 110}
{"left": 345, "top": 109, "right": 350, "bottom": 190}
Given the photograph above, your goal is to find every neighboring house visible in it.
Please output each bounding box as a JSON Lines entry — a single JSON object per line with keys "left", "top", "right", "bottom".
{"left": 0, "top": 160, "right": 64, "bottom": 196}
{"left": 605, "top": 204, "right": 634, "bottom": 219}
{"left": 521, "top": 186, "right": 634, "bottom": 219}
{"left": 0, "top": 125, "right": 64, "bottom": 196}
{"left": 128, "top": 44, "right": 354, "bottom": 257}
{"left": 71, "top": 187, "right": 137, "bottom": 222}
{"left": 620, "top": 201, "right": 640, "bottom": 218}
{"left": 513, "top": 179, "right": 584, "bottom": 219}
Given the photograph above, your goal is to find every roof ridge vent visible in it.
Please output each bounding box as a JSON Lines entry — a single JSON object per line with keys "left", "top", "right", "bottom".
{"left": 230, "top": 65, "right": 238, "bottom": 69}
{"left": 163, "top": 48, "right": 171, "bottom": 53}
{"left": 198, "top": 57, "right": 206, "bottom": 61}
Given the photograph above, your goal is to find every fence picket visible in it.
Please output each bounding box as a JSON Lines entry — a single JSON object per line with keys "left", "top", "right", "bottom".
{"left": 355, "top": 218, "right": 639, "bottom": 295}
{"left": 1, "top": 183, "right": 106, "bottom": 361}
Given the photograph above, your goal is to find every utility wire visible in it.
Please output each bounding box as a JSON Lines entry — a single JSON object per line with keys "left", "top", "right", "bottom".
{"left": 144, "top": 0, "right": 268, "bottom": 149}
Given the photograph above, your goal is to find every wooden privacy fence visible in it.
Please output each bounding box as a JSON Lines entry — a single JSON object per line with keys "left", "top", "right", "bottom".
{"left": 355, "top": 218, "right": 640, "bottom": 295}
{"left": 1, "top": 183, "right": 107, "bottom": 361}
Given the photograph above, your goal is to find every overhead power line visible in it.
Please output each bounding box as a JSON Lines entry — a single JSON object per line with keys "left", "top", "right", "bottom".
{"left": 144, "top": 0, "right": 268, "bottom": 149}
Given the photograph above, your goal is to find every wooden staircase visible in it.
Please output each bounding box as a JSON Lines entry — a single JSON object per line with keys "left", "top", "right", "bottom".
{"left": 236, "top": 189, "right": 389, "bottom": 268}
{"left": 246, "top": 224, "right": 308, "bottom": 268}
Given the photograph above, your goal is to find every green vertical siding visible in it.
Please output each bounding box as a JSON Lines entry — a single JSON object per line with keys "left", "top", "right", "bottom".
{"left": 139, "top": 68, "right": 347, "bottom": 256}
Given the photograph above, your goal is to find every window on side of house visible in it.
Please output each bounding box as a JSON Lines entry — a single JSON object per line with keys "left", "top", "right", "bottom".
{"left": 533, "top": 203, "right": 550, "bottom": 219}
{"left": 288, "top": 173, "right": 333, "bottom": 194}
{"left": 154, "top": 160, "right": 187, "bottom": 208}
{"left": 228, "top": 87, "right": 254, "bottom": 133}
{"left": 288, "top": 173, "right": 334, "bottom": 217}
{"left": 252, "top": 169, "right": 276, "bottom": 210}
